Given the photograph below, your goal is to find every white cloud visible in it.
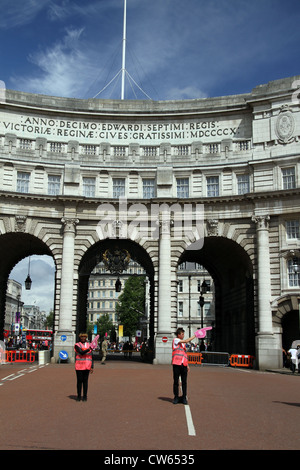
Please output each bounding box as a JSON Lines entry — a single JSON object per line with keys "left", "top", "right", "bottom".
{"left": 0, "top": 0, "right": 51, "bottom": 29}
{"left": 165, "top": 86, "right": 208, "bottom": 101}
{"left": 10, "top": 27, "right": 92, "bottom": 97}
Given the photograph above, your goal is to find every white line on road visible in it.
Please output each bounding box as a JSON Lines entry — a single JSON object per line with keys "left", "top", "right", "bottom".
{"left": 8, "top": 373, "right": 25, "bottom": 380}
{"left": 184, "top": 404, "right": 196, "bottom": 436}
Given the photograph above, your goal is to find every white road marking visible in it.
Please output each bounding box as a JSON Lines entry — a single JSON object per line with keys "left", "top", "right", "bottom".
{"left": 179, "top": 377, "right": 196, "bottom": 436}
{"left": 184, "top": 404, "right": 196, "bottom": 436}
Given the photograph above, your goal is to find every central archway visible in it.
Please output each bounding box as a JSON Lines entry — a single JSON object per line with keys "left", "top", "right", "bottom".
{"left": 77, "top": 239, "right": 155, "bottom": 350}
{"left": 180, "top": 236, "right": 255, "bottom": 355}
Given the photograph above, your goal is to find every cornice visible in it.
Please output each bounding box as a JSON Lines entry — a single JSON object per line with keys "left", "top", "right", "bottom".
{"left": 2, "top": 75, "right": 298, "bottom": 119}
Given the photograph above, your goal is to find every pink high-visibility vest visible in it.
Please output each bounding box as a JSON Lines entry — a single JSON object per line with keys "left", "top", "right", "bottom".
{"left": 75, "top": 342, "right": 93, "bottom": 370}
{"left": 172, "top": 339, "right": 188, "bottom": 366}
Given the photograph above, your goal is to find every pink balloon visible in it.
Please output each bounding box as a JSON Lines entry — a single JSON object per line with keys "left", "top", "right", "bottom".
{"left": 194, "top": 327, "right": 212, "bottom": 339}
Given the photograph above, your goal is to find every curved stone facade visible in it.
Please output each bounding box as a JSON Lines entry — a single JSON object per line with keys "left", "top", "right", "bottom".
{"left": 0, "top": 75, "right": 300, "bottom": 369}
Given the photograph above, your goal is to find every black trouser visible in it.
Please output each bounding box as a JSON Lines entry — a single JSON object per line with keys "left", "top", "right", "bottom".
{"left": 173, "top": 364, "right": 188, "bottom": 398}
{"left": 76, "top": 370, "right": 90, "bottom": 398}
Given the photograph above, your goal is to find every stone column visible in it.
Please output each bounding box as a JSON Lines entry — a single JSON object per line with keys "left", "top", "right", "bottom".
{"left": 252, "top": 215, "right": 280, "bottom": 369}
{"left": 154, "top": 218, "right": 172, "bottom": 364}
{"left": 52, "top": 217, "right": 78, "bottom": 363}
{"left": 158, "top": 219, "right": 172, "bottom": 333}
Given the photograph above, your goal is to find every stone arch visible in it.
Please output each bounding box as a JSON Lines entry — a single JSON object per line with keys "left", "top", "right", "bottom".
{"left": 76, "top": 237, "right": 156, "bottom": 347}
{"left": 0, "top": 231, "right": 56, "bottom": 340}
{"left": 272, "top": 294, "right": 300, "bottom": 351}
{"left": 178, "top": 235, "right": 255, "bottom": 355}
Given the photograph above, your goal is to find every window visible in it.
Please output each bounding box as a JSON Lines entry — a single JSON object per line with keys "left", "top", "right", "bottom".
{"left": 286, "top": 220, "right": 300, "bottom": 239}
{"left": 142, "top": 146, "right": 157, "bottom": 157}
{"left": 17, "top": 171, "right": 30, "bottom": 193}
{"left": 48, "top": 175, "right": 61, "bottom": 195}
{"left": 174, "top": 145, "right": 189, "bottom": 156}
{"left": 178, "top": 301, "right": 183, "bottom": 318}
{"left": 207, "top": 176, "right": 219, "bottom": 197}
{"left": 178, "top": 280, "right": 183, "bottom": 292}
{"left": 177, "top": 178, "right": 189, "bottom": 198}
{"left": 288, "top": 258, "right": 300, "bottom": 287}
{"left": 143, "top": 179, "right": 155, "bottom": 198}
{"left": 50, "top": 142, "right": 62, "bottom": 153}
{"left": 282, "top": 167, "right": 296, "bottom": 189}
{"left": 83, "top": 177, "right": 95, "bottom": 197}
{"left": 20, "top": 139, "right": 32, "bottom": 150}
{"left": 83, "top": 145, "right": 96, "bottom": 155}
{"left": 113, "top": 146, "right": 126, "bottom": 157}
{"left": 237, "top": 174, "right": 250, "bottom": 194}
{"left": 208, "top": 144, "right": 219, "bottom": 154}
{"left": 113, "top": 178, "right": 125, "bottom": 198}
{"left": 239, "top": 141, "right": 249, "bottom": 151}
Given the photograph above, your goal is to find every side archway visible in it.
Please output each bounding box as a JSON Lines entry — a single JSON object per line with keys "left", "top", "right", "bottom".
{"left": 179, "top": 236, "right": 255, "bottom": 355}
{"left": 0, "top": 232, "right": 55, "bottom": 340}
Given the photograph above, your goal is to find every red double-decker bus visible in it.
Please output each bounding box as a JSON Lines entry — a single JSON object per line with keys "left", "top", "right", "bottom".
{"left": 23, "top": 329, "right": 53, "bottom": 349}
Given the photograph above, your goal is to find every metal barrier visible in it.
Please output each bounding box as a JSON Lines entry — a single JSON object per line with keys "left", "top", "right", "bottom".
{"left": 5, "top": 350, "right": 36, "bottom": 363}
{"left": 187, "top": 352, "right": 230, "bottom": 366}
{"left": 201, "top": 351, "right": 230, "bottom": 366}
{"left": 188, "top": 351, "right": 255, "bottom": 368}
{"left": 187, "top": 352, "right": 203, "bottom": 364}
{"left": 229, "top": 354, "right": 255, "bottom": 368}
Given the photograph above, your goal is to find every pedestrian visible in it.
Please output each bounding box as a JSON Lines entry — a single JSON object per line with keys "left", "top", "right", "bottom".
{"left": 128, "top": 341, "right": 133, "bottom": 359}
{"left": 172, "top": 327, "right": 196, "bottom": 405}
{"left": 74, "top": 332, "right": 94, "bottom": 402}
{"left": 123, "top": 341, "right": 129, "bottom": 359}
{"left": 288, "top": 345, "right": 299, "bottom": 373}
{"left": 101, "top": 337, "right": 108, "bottom": 365}
{"left": 297, "top": 345, "right": 300, "bottom": 373}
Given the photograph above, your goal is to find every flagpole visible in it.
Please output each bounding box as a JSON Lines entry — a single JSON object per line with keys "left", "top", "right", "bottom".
{"left": 121, "top": 0, "right": 127, "bottom": 100}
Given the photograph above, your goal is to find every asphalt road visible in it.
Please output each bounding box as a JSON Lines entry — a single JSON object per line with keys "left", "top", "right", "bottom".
{"left": 0, "top": 360, "right": 299, "bottom": 452}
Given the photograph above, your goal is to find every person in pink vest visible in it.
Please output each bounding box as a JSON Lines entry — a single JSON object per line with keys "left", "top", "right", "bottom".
{"left": 74, "top": 333, "right": 94, "bottom": 402}
{"left": 172, "top": 327, "right": 196, "bottom": 405}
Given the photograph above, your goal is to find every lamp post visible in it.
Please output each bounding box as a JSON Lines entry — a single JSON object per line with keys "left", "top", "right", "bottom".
{"left": 199, "top": 280, "right": 209, "bottom": 329}
{"left": 25, "top": 256, "right": 32, "bottom": 290}
{"left": 115, "top": 277, "right": 122, "bottom": 292}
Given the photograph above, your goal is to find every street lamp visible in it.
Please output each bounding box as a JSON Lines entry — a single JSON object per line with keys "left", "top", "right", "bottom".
{"left": 115, "top": 277, "right": 122, "bottom": 292}
{"left": 199, "top": 280, "right": 209, "bottom": 329}
{"left": 292, "top": 257, "right": 300, "bottom": 274}
{"left": 25, "top": 256, "right": 32, "bottom": 290}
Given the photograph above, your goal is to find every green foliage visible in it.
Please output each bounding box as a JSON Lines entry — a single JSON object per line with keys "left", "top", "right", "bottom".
{"left": 96, "top": 313, "right": 114, "bottom": 340}
{"left": 116, "top": 276, "right": 145, "bottom": 338}
{"left": 46, "top": 310, "right": 54, "bottom": 329}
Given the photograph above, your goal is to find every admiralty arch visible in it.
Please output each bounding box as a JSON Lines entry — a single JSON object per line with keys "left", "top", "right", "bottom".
{"left": 0, "top": 75, "right": 300, "bottom": 369}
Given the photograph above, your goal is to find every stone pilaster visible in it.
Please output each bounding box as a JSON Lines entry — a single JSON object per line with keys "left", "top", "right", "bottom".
{"left": 252, "top": 215, "right": 281, "bottom": 369}
{"left": 154, "top": 217, "right": 172, "bottom": 364}
{"left": 52, "top": 217, "right": 78, "bottom": 363}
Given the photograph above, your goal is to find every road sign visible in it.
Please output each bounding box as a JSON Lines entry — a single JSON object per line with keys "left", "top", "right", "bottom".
{"left": 60, "top": 335, "right": 67, "bottom": 342}
{"left": 162, "top": 336, "right": 168, "bottom": 343}
{"left": 59, "top": 350, "right": 68, "bottom": 360}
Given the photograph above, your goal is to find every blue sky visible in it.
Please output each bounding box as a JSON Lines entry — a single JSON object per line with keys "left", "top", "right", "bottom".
{"left": 1, "top": 0, "right": 300, "bottom": 101}
{"left": 10, "top": 256, "right": 55, "bottom": 314}
{"left": 3, "top": 0, "right": 300, "bottom": 314}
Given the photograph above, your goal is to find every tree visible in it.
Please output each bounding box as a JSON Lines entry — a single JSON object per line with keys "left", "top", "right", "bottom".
{"left": 116, "top": 276, "right": 145, "bottom": 338}
{"left": 96, "top": 313, "right": 114, "bottom": 340}
{"left": 46, "top": 310, "right": 54, "bottom": 329}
